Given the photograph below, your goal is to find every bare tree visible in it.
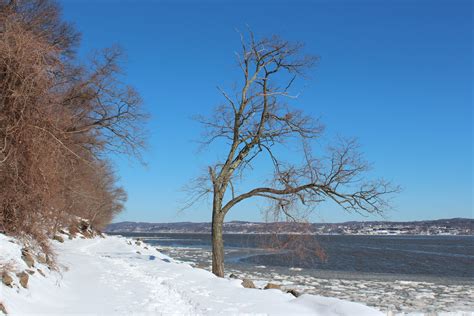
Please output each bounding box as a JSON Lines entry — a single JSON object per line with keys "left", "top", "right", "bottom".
{"left": 192, "top": 31, "right": 399, "bottom": 277}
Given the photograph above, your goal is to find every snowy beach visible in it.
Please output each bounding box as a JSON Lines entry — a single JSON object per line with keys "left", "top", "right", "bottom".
{"left": 1, "top": 233, "right": 382, "bottom": 315}
{"left": 150, "top": 239, "right": 474, "bottom": 314}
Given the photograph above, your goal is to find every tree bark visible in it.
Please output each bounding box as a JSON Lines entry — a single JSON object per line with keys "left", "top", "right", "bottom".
{"left": 211, "top": 206, "right": 225, "bottom": 277}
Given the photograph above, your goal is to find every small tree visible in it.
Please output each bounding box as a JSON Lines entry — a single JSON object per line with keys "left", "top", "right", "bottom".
{"left": 192, "top": 31, "right": 398, "bottom": 277}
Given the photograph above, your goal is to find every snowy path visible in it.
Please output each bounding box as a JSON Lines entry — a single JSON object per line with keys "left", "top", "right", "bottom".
{"left": 60, "top": 238, "right": 195, "bottom": 314}
{"left": 1, "top": 235, "right": 383, "bottom": 315}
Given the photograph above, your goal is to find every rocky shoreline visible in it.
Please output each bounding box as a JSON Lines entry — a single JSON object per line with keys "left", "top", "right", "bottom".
{"left": 158, "top": 245, "right": 474, "bottom": 314}
{"left": 225, "top": 268, "right": 474, "bottom": 314}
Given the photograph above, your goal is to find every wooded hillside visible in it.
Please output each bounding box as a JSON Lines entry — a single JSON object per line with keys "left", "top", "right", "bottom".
{"left": 0, "top": 0, "right": 146, "bottom": 254}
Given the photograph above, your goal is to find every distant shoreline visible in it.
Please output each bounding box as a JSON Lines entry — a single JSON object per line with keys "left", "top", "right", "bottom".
{"left": 107, "top": 218, "right": 473, "bottom": 236}
{"left": 107, "top": 232, "right": 474, "bottom": 237}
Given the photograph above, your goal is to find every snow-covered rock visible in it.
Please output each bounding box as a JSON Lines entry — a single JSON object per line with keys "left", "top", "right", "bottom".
{"left": 0, "top": 233, "right": 382, "bottom": 315}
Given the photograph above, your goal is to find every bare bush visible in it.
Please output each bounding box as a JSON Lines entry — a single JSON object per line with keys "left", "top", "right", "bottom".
{"left": 0, "top": 0, "right": 145, "bottom": 255}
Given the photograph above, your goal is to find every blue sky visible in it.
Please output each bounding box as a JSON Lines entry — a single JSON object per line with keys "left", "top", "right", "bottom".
{"left": 60, "top": 0, "right": 472, "bottom": 223}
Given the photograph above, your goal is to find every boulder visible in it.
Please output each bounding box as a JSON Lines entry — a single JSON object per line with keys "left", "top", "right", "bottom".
{"left": 264, "top": 283, "right": 281, "bottom": 290}
{"left": 59, "top": 229, "right": 69, "bottom": 236}
{"left": 16, "top": 271, "right": 29, "bottom": 288}
{"left": 0, "top": 302, "right": 7, "bottom": 314}
{"left": 241, "top": 278, "right": 256, "bottom": 289}
{"left": 53, "top": 235, "right": 64, "bottom": 243}
{"left": 37, "top": 254, "right": 48, "bottom": 264}
{"left": 79, "top": 220, "right": 90, "bottom": 232}
{"left": 2, "top": 272, "right": 13, "bottom": 287}
{"left": 21, "top": 249, "right": 35, "bottom": 268}
{"left": 286, "top": 289, "right": 301, "bottom": 297}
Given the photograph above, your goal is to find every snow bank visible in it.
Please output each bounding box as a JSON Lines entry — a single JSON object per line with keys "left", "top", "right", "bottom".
{"left": 0, "top": 233, "right": 382, "bottom": 315}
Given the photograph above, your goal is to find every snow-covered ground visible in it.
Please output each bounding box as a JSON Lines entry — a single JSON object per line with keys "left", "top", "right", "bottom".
{"left": 157, "top": 244, "right": 474, "bottom": 314}
{"left": 0, "top": 233, "right": 383, "bottom": 315}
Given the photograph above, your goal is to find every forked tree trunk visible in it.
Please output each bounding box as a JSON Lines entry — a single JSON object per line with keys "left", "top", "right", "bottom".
{"left": 211, "top": 206, "right": 225, "bottom": 277}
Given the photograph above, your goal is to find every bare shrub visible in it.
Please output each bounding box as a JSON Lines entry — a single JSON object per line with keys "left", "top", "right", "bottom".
{"left": 258, "top": 223, "right": 328, "bottom": 268}
{"left": 0, "top": 0, "right": 145, "bottom": 255}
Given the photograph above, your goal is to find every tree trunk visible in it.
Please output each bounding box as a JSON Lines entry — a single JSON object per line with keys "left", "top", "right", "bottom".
{"left": 211, "top": 207, "right": 225, "bottom": 277}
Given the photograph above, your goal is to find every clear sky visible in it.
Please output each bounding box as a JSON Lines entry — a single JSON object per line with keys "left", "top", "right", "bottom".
{"left": 60, "top": 0, "right": 472, "bottom": 223}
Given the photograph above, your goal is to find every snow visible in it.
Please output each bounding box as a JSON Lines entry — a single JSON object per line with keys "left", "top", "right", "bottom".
{"left": 0, "top": 233, "right": 384, "bottom": 315}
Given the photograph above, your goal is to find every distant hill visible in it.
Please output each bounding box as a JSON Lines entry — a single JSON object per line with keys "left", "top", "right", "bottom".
{"left": 106, "top": 218, "right": 473, "bottom": 235}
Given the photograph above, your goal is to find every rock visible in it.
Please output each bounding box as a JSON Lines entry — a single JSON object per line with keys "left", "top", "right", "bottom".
{"left": 2, "top": 272, "right": 13, "bottom": 287}
{"left": 26, "top": 269, "right": 35, "bottom": 275}
{"left": 264, "top": 283, "right": 281, "bottom": 290}
{"left": 287, "top": 289, "right": 301, "bottom": 297}
{"left": 21, "top": 249, "right": 35, "bottom": 268}
{"left": 229, "top": 273, "right": 239, "bottom": 279}
{"left": 16, "top": 271, "right": 29, "bottom": 288}
{"left": 79, "top": 220, "right": 90, "bottom": 232}
{"left": 59, "top": 229, "right": 69, "bottom": 236}
{"left": 136, "top": 251, "right": 141, "bottom": 254}
{"left": 0, "top": 302, "right": 7, "bottom": 314}
{"left": 135, "top": 240, "right": 142, "bottom": 246}
{"left": 241, "top": 278, "right": 256, "bottom": 289}
{"left": 37, "top": 254, "right": 48, "bottom": 264}
{"left": 144, "top": 246, "right": 148, "bottom": 250}
{"left": 53, "top": 235, "right": 64, "bottom": 243}
{"left": 37, "top": 269, "right": 45, "bottom": 277}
